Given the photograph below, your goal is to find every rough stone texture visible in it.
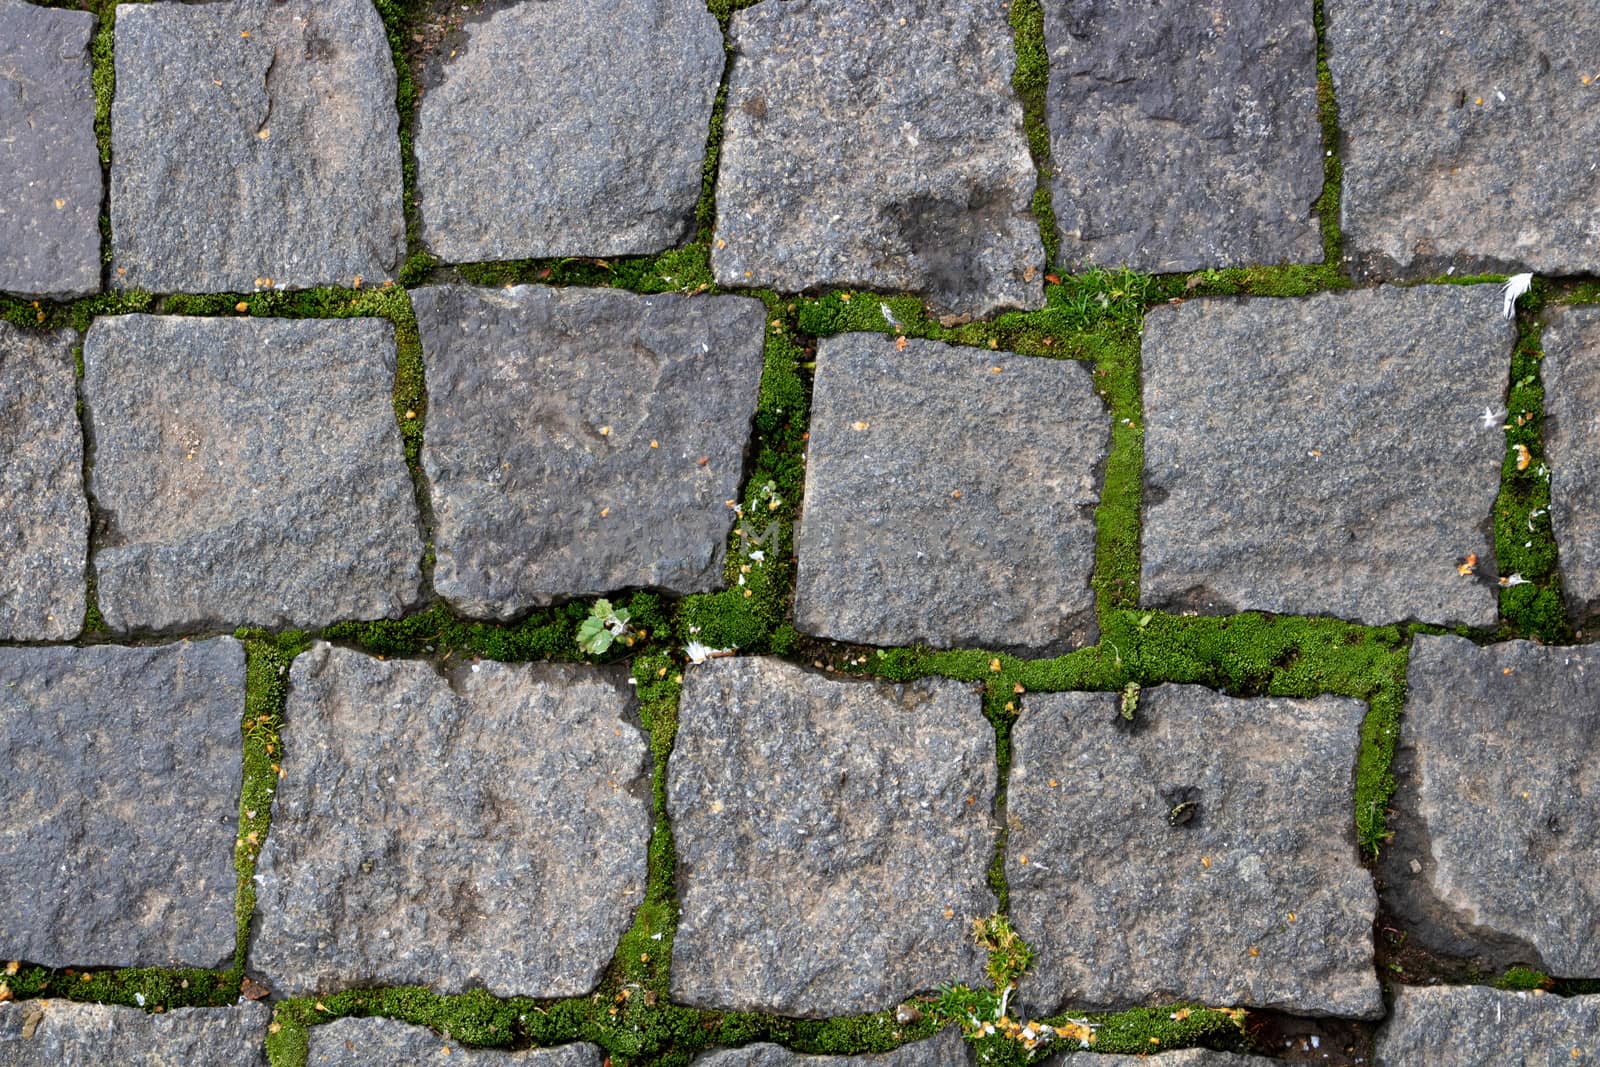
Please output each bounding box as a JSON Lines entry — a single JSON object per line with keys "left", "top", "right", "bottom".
{"left": 692, "top": 1032, "right": 970, "bottom": 1067}
{"left": 1141, "top": 285, "right": 1513, "bottom": 626}
{"left": 1048, "top": 1053, "right": 1277, "bottom": 1067}
{"left": 1374, "top": 986, "right": 1600, "bottom": 1066}
{"left": 1008, "top": 686, "right": 1381, "bottom": 1018}
{"left": 0, "top": 1001, "right": 270, "bottom": 1066}
{"left": 251, "top": 644, "right": 651, "bottom": 997}
{"left": 794, "top": 334, "right": 1106, "bottom": 652}
{"left": 0, "top": 639, "right": 245, "bottom": 970}
{"left": 1044, "top": 0, "right": 1323, "bottom": 273}
{"left": 0, "top": 1, "right": 101, "bottom": 299}
{"left": 82, "top": 315, "right": 423, "bottom": 633}
{"left": 109, "top": 0, "right": 405, "bottom": 292}
{"left": 414, "top": 285, "right": 764, "bottom": 619}
{"left": 1325, "top": 0, "right": 1600, "bottom": 277}
{"left": 415, "top": 0, "right": 722, "bottom": 264}
{"left": 1538, "top": 306, "right": 1600, "bottom": 621}
{"left": 308, "top": 1017, "right": 602, "bottom": 1066}
{"left": 0, "top": 323, "right": 85, "bottom": 640}
{"left": 712, "top": 0, "right": 1043, "bottom": 318}
{"left": 670, "top": 657, "right": 996, "bottom": 1016}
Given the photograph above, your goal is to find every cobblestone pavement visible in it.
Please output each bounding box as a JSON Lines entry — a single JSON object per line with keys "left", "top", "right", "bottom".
{"left": 1, "top": 1, "right": 1598, "bottom": 1065}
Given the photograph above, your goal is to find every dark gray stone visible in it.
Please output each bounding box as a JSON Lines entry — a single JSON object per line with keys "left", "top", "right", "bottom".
{"left": 415, "top": 0, "right": 722, "bottom": 264}
{"left": 0, "top": 1, "right": 101, "bottom": 299}
{"left": 1141, "top": 285, "right": 1513, "bottom": 626}
{"left": 794, "top": 334, "right": 1105, "bottom": 652}
{"left": 0, "top": 1001, "right": 270, "bottom": 1066}
{"left": 109, "top": 0, "right": 405, "bottom": 293}
{"left": 1008, "top": 685, "right": 1381, "bottom": 1018}
{"left": 0, "top": 323, "right": 85, "bottom": 640}
{"left": 670, "top": 657, "right": 996, "bottom": 1016}
{"left": 692, "top": 1031, "right": 969, "bottom": 1067}
{"left": 712, "top": 0, "right": 1043, "bottom": 318}
{"left": 1374, "top": 986, "right": 1600, "bottom": 1067}
{"left": 1538, "top": 306, "right": 1600, "bottom": 622}
{"left": 0, "top": 639, "right": 245, "bottom": 970}
{"left": 1049, "top": 1053, "right": 1277, "bottom": 1067}
{"left": 308, "top": 1017, "right": 602, "bottom": 1066}
{"left": 1325, "top": 0, "right": 1600, "bottom": 277}
{"left": 82, "top": 315, "right": 423, "bottom": 634}
{"left": 1045, "top": 0, "right": 1323, "bottom": 273}
{"left": 414, "top": 285, "right": 765, "bottom": 619}
{"left": 251, "top": 644, "right": 652, "bottom": 997}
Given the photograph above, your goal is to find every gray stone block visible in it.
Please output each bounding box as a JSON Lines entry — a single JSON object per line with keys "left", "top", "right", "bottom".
{"left": 692, "top": 1031, "right": 969, "bottom": 1066}
{"left": 1538, "top": 306, "right": 1600, "bottom": 622}
{"left": 1048, "top": 1052, "right": 1277, "bottom": 1067}
{"left": 307, "top": 1017, "right": 602, "bottom": 1066}
{"left": 0, "top": 1001, "right": 270, "bottom": 1066}
{"left": 1374, "top": 986, "right": 1600, "bottom": 1067}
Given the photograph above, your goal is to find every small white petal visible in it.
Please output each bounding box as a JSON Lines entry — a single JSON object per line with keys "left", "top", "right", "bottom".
{"left": 1502, "top": 272, "right": 1534, "bottom": 318}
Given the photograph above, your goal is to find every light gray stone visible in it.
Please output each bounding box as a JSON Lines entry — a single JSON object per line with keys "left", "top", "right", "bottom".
{"left": 1375, "top": 986, "right": 1600, "bottom": 1066}
{"left": 251, "top": 644, "right": 652, "bottom": 997}
{"left": 414, "top": 285, "right": 765, "bottom": 619}
{"left": 1048, "top": 1052, "right": 1277, "bottom": 1067}
{"left": 109, "top": 0, "right": 405, "bottom": 292}
{"left": 415, "top": 0, "right": 722, "bottom": 264}
{"left": 82, "top": 314, "right": 423, "bottom": 634}
{"left": 1538, "top": 306, "right": 1600, "bottom": 622}
{"left": 1045, "top": 0, "right": 1323, "bottom": 273}
{"left": 692, "top": 1031, "right": 969, "bottom": 1067}
{"left": 1141, "top": 285, "right": 1513, "bottom": 626}
{"left": 794, "top": 334, "right": 1105, "bottom": 652}
{"left": 0, "top": 1001, "right": 270, "bottom": 1066}
{"left": 712, "top": 0, "right": 1044, "bottom": 318}
{"left": 1008, "top": 685, "right": 1381, "bottom": 1018}
{"left": 670, "top": 657, "right": 996, "bottom": 1016}
{"left": 307, "top": 1017, "right": 602, "bottom": 1066}
{"left": 0, "top": 639, "right": 245, "bottom": 970}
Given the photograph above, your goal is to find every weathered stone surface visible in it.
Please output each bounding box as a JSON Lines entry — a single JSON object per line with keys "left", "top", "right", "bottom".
{"left": 0, "top": 1001, "right": 270, "bottom": 1066}
{"left": 1045, "top": 0, "right": 1323, "bottom": 273}
{"left": 1048, "top": 1052, "right": 1277, "bottom": 1067}
{"left": 692, "top": 1031, "right": 969, "bottom": 1067}
{"left": 308, "top": 1017, "right": 602, "bottom": 1066}
{"left": 1538, "top": 306, "right": 1600, "bottom": 621}
{"left": 1325, "top": 0, "right": 1600, "bottom": 276}
{"left": 252, "top": 644, "right": 651, "bottom": 997}
{"left": 1374, "top": 986, "right": 1600, "bottom": 1066}
{"left": 0, "top": 639, "right": 244, "bottom": 969}
{"left": 414, "top": 285, "right": 764, "bottom": 618}
{"left": 794, "top": 334, "right": 1105, "bottom": 652}
{"left": 1008, "top": 686, "right": 1381, "bottom": 1018}
{"left": 415, "top": 0, "right": 722, "bottom": 264}
{"left": 670, "top": 657, "right": 996, "bottom": 1016}
{"left": 712, "top": 0, "right": 1043, "bottom": 318}
{"left": 82, "top": 315, "right": 422, "bottom": 633}
{"left": 0, "top": 323, "right": 85, "bottom": 640}
{"left": 0, "top": 1, "right": 101, "bottom": 299}
{"left": 109, "top": 0, "right": 405, "bottom": 292}
{"left": 1142, "top": 285, "right": 1513, "bottom": 626}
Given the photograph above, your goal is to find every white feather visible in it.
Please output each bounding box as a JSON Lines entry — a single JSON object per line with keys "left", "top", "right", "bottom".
{"left": 1502, "top": 273, "right": 1534, "bottom": 318}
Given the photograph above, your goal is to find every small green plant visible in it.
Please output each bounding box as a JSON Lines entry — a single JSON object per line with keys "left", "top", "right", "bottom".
{"left": 577, "top": 599, "right": 633, "bottom": 656}
{"left": 1120, "top": 681, "right": 1140, "bottom": 721}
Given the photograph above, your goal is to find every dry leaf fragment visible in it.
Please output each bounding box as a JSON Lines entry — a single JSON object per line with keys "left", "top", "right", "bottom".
{"left": 0, "top": 983, "right": 11, "bottom": 1003}
{"left": 1458, "top": 553, "right": 1478, "bottom": 576}
{"left": 989, "top": 658, "right": 1002, "bottom": 672}
{"left": 3, "top": 961, "right": 17, "bottom": 976}
{"left": 894, "top": 335, "right": 909, "bottom": 351}
{"left": 240, "top": 977, "right": 271, "bottom": 1001}
{"left": 1516, "top": 443, "right": 1532, "bottom": 470}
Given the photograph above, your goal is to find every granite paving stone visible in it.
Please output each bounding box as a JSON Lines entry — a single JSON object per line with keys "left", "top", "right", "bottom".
{"left": 1044, "top": 0, "right": 1323, "bottom": 273}
{"left": 1374, "top": 986, "right": 1600, "bottom": 1066}
{"left": 82, "top": 315, "right": 423, "bottom": 634}
{"left": 1008, "top": 685, "right": 1381, "bottom": 1018}
{"left": 414, "top": 285, "right": 765, "bottom": 619}
{"left": 793, "top": 334, "right": 1106, "bottom": 652}
{"left": 1048, "top": 1052, "right": 1278, "bottom": 1067}
{"left": 109, "top": 0, "right": 405, "bottom": 292}
{"left": 0, "top": 1001, "right": 270, "bottom": 1066}
{"left": 1536, "top": 306, "right": 1600, "bottom": 621}
{"left": 308, "top": 1017, "right": 602, "bottom": 1066}
{"left": 415, "top": 0, "right": 722, "bottom": 264}
{"left": 691, "top": 1031, "right": 969, "bottom": 1067}
{"left": 712, "top": 0, "right": 1044, "bottom": 318}
{"left": 0, "top": 639, "right": 245, "bottom": 970}
{"left": 670, "top": 657, "right": 996, "bottom": 1016}
{"left": 1141, "top": 284, "right": 1513, "bottom": 626}
{"left": 251, "top": 644, "right": 652, "bottom": 997}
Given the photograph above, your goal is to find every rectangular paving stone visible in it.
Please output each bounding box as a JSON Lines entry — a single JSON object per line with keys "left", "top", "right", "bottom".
{"left": 414, "top": 285, "right": 765, "bottom": 619}
{"left": 308, "top": 1017, "right": 601, "bottom": 1066}
{"left": 669, "top": 657, "right": 996, "bottom": 1016}
{"left": 251, "top": 644, "right": 652, "bottom": 998}
{"left": 794, "top": 334, "right": 1106, "bottom": 652}
{"left": 109, "top": 0, "right": 405, "bottom": 292}
{"left": 1142, "top": 285, "right": 1513, "bottom": 626}
{"left": 1537, "top": 306, "right": 1600, "bottom": 622}
{"left": 1375, "top": 986, "right": 1600, "bottom": 1066}
{"left": 0, "top": 1001, "right": 270, "bottom": 1066}
{"left": 712, "top": 0, "right": 1044, "bottom": 318}
{"left": 692, "top": 1031, "right": 970, "bottom": 1067}
{"left": 1008, "top": 685, "right": 1381, "bottom": 1019}
{"left": 82, "top": 315, "right": 423, "bottom": 634}
{"left": 1045, "top": 0, "right": 1323, "bottom": 273}
{"left": 0, "top": 639, "right": 245, "bottom": 970}
{"left": 1049, "top": 1053, "right": 1276, "bottom": 1067}
{"left": 0, "top": 1, "right": 101, "bottom": 299}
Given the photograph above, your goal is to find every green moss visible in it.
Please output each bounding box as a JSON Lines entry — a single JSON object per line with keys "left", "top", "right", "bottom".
{"left": 0, "top": 963, "right": 237, "bottom": 1012}
{"left": 454, "top": 243, "right": 716, "bottom": 294}
{"left": 1312, "top": 0, "right": 1344, "bottom": 263}
{"left": 369, "top": 0, "right": 436, "bottom": 285}
{"left": 1494, "top": 966, "right": 1554, "bottom": 992}
{"left": 1007, "top": 0, "right": 1058, "bottom": 265}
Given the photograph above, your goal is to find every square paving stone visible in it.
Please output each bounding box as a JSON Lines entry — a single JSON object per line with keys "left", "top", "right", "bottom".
{"left": 82, "top": 315, "right": 423, "bottom": 634}
{"left": 0, "top": 322, "right": 86, "bottom": 641}
{"left": 0, "top": 639, "right": 245, "bottom": 970}
{"left": 793, "top": 334, "right": 1106, "bottom": 652}
{"left": 1008, "top": 685, "right": 1381, "bottom": 1018}
{"left": 1325, "top": 0, "right": 1600, "bottom": 276}
{"left": 669, "top": 657, "right": 996, "bottom": 1016}
{"left": 1375, "top": 986, "right": 1600, "bottom": 1066}
{"left": 1044, "top": 0, "right": 1323, "bottom": 273}
{"left": 1141, "top": 284, "right": 1513, "bottom": 626}
{"left": 109, "top": 0, "right": 405, "bottom": 293}
{"left": 0, "top": 1, "right": 101, "bottom": 300}
{"left": 414, "top": 0, "right": 723, "bottom": 265}
{"left": 1537, "top": 306, "right": 1600, "bottom": 622}
{"left": 414, "top": 285, "right": 765, "bottom": 619}
{"left": 308, "top": 1017, "right": 602, "bottom": 1066}
{"left": 251, "top": 644, "right": 652, "bottom": 997}
{"left": 691, "top": 1031, "right": 970, "bottom": 1067}
{"left": 0, "top": 1001, "right": 270, "bottom": 1066}
{"left": 712, "top": 0, "right": 1044, "bottom": 318}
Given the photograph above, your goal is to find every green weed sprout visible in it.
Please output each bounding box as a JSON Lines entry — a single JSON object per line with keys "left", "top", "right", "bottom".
{"left": 577, "top": 599, "right": 633, "bottom": 656}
